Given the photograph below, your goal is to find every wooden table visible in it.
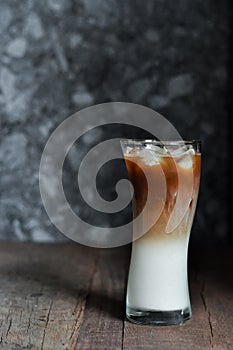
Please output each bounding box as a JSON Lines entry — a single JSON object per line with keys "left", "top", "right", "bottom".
{"left": 0, "top": 243, "right": 232, "bottom": 350}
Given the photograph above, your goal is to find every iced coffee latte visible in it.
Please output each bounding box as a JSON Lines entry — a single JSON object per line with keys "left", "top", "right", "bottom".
{"left": 121, "top": 140, "right": 201, "bottom": 325}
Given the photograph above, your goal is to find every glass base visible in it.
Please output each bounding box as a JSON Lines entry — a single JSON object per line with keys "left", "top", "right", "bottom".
{"left": 126, "top": 306, "right": 192, "bottom": 326}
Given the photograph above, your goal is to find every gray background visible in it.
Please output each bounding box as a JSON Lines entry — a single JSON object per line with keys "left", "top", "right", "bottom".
{"left": 0, "top": 0, "right": 230, "bottom": 244}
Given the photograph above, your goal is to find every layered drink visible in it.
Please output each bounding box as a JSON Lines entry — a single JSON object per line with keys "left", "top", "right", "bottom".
{"left": 121, "top": 140, "right": 201, "bottom": 325}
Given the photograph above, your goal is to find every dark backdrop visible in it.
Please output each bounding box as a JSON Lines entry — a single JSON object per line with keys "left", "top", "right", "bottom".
{"left": 0, "top": 0, "right": 230, "bottom": 244}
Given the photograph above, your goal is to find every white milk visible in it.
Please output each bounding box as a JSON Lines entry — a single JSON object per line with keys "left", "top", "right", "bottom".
{"left": 127, "top": 236, "right": 190, "bottom": 311}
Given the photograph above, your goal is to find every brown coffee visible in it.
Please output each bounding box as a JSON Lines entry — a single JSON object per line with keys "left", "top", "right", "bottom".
{"left": 124, "top": 153, "right": 201, "bottom": 241}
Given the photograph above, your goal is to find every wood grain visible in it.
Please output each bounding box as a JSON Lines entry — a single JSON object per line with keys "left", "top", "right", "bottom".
{"left": 74, "top": 248, "right": 129, "bottom": 350}
{"left": 0, "top": 243, "right": 98, "bottom": 350}
{"left": 0, "top": 243, "right": 232, "bottom": 350}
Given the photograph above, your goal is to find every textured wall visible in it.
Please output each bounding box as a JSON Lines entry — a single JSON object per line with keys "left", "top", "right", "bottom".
{"left": 0, "top": 0, "right": 230, "bottom": 243}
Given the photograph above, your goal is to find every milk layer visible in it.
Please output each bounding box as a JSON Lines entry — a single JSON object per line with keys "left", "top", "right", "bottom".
{"left": 127, "top": 236, "right": 190, "bottom": 311}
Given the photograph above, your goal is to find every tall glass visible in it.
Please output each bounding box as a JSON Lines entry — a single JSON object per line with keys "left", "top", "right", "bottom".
{"left": 121, "top": 140, "right": 201, "bottom": 325}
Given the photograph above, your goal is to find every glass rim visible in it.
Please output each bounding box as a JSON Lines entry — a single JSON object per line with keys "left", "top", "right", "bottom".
{"left": 120, "top": 139, "right": 201, "bottom": 146}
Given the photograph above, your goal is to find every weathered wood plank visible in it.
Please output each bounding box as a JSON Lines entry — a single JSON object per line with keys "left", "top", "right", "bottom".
{"left": 0, "top": 243, "right": 232, "bottom": 350}
{"left": 0, "top": 243, "right": 98, "bottom": 350}
{"left": 74, "top": 247, "right": 130, "bottom": 350}
{"left": 192, "top": 247, "right": 233, "bottom": 350}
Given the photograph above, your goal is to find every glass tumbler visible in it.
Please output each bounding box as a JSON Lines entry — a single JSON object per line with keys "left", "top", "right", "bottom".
{"left": 121, "top": 140, "right": 201, "bottom": 325}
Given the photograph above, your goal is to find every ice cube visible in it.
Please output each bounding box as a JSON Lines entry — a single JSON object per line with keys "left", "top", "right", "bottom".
{"left": 125, "top": 146, "right": 141, "bottom": 156}
{"left": 124, "top": 143, "right": 167, "bottom": 165}
{"left": 137, "top": 149, "right": 161, "bottom": 166}
{"left": 165, "top": 144, "right": 195, "bottom": 169}
{"left": 145, "top": 144, "right": 167, "bottom": 155}
{"left": 125, "top": 146, "right": 134, "bottom": 154}
{"left": 166, "top": 144, "right": 194, "bottom": 157}
{"left": 175, "top": 148, "right": 195, "bottom": 169}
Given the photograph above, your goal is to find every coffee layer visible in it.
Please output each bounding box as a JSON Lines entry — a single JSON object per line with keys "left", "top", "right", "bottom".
{"left": 124, "top": 153, "right": 201, "bottom": 242}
